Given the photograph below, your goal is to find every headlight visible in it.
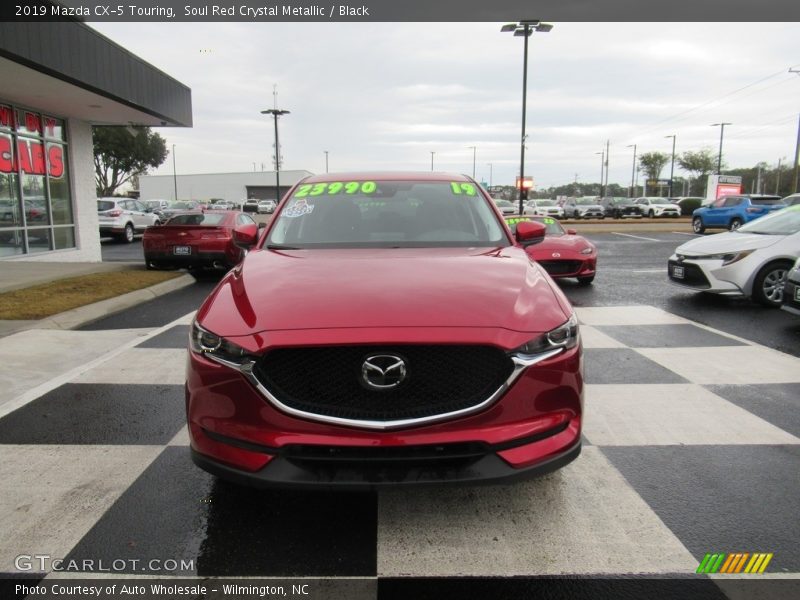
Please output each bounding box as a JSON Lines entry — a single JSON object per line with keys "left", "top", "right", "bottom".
{"left": 512, "top": 313, "right": 579, "bottom": 355}
{"left": 190, "top": 321, "right": 254, "bottom": 365}
{"left": 701, "top": 250, "right": 754, "bottom": 266}
{"left": 580, "top": 246, "right": 594, "bottom": 255}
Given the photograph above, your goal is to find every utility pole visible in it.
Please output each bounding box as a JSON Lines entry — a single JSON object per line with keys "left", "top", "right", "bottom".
{"left": 776, "top": 158, "right": 783, "bottom": 195}
{"left": 665, "top": 135, "right": 676, "bottom": 197}
{"left": 324, "top": 150, "right": 329, "bottom": 173}
{"left": 595, "top": 150, "right": 604, "bottom": 196}
{"left": 791, "top": 69, "right": 800, "bottom": 193}
{"left": 626, "top": 144, "right": 636, "bottom": 198}
{"left": 604, "top": 139, "right": 610, "bottom": 197}
{"left": 711, "top": 123, "right": 731, "bottom": 174}
{"left": 172, "top": 144, "right": 178, "bottom": 201}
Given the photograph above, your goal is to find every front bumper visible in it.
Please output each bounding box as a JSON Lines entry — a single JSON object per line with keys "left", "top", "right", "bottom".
{"left": 781, "top": 277, "right": 800, "bottom": 316}
{"left": 667, "top": 256, "right": 747, "bottom": 296}
{"left": 186, "top": 343, "right": 583, "bottom": 488}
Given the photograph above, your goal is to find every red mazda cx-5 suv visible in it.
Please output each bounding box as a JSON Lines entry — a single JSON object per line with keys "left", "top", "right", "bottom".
{"left": 187, "top": 172, "right": 583, "bottom": 488}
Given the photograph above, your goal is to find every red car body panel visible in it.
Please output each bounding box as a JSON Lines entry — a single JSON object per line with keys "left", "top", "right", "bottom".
{"left": 142, "top": 210, "right": 246, "bottom": 269}
{"left": 186, "top": 173, "right": 584, "bottom": 488}
{"left": 525, "top": 235, "right": 597, "bottom": 279}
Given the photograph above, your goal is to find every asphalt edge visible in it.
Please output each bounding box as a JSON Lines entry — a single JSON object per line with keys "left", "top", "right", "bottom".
{"left": 0, "top": 274, "right": 195, "bottom": 337}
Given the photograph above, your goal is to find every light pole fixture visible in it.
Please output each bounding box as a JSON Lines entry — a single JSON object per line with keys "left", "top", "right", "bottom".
{"left": 501, "top": 20, "right": 553, "bottom": 215}
{"left": 626, "top": 144, "right": 637, "bottom": 198}
{"left": 711, "top": 123, "right": 731, "bottom": 175}
{"left": 324, "top": 150, "right": 329, "bottom": 173}
{"left": 430, "top": 151, "right": 435, "bottom": 172}
{"left": 467, "top": 146, "right": 477, "bottom": 178}
{"left": 665, "top": 135, "right": 676, "bottom": 197}
{"left": 261, "top": 108, "right": 290, "bottom": 202}
{"left": 172, "top": 144, "right": 178, "bottom": 201}
{"left": 487, "top": 162, "right": 493, "bottom": 187}
{"left": 595, "top": 150, "right": 604, "bottom": 196}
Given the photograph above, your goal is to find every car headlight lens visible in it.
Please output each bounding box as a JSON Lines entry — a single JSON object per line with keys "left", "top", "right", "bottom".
{"left": 700, "top": 250, "right": 754, "bottom": 266}
{"left": 512, "top": 313, "right": 579, "bottom": 355}
{"left": 190, "top": 321, "right": 253, "bottom": 364}
{"left": 580, "top": 246, "right": 594, "bottom": 255}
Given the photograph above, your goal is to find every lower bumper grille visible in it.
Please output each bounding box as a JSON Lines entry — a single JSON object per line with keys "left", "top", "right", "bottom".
{"left": 668, "top": 260, "right": 711, "bottom": 288}
{"left": 253, "top": 345, "right": 514, "bottom": 422}
{"left": 539, "top": 260, "right": 583, "bottom": 275}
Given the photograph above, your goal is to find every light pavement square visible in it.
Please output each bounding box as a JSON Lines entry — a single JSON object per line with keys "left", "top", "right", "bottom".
{"left": 636, "top": 346, "right": 800, "bottom": 385}
{"left": 575, "top": 306, "right": 689, "bottom": 326}
{"left": 73, "top": 348, "right": 187, "bottom": 385}
{"left": 583, "top": 384, "right": 800, "bottom": 446}
{"left": 0, "top": 445, "right": 163, "bottom": 573}
{"left": 168, "top": 425, "right": 190, "bottom": 446}
{"left": 377, "top": 447, "right": 698, "bottom": 576}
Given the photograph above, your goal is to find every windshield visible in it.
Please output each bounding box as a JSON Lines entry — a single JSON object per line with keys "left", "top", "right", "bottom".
{"left": 166, "top": 213, "right": 226, "bottom": 226}
{"left": 538, "top": 200, "right": 556, "bottom": 207}
{"left": 506, "top": 216, "right": 565, "bottom": 236}
{"left": 576, "top": 198, "right": 597, "bottom": 205}
{"left": 266, "top": 179, "right": 508, "bottom": 248}
{"left": 738, "top": 206, "right": 800, "bottom": 235}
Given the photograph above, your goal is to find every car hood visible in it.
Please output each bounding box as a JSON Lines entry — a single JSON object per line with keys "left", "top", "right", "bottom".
{"left": 526, "top": 235, "right": 591, "bottom": 255}
{"left": 675, "top": 232, "right": 783, "bottom": 256}
{"left": 197, "top": 247, "right": 572, "bottom": 339}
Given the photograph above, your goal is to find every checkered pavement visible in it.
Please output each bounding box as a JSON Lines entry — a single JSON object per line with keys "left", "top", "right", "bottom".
{"left": 0, "top": 306, "right": 798, "bottom": 588}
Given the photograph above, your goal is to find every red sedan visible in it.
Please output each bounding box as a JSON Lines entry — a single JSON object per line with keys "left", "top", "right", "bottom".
{"left": 142, "top": 210, "right": 259, "bottom": 275}
{"left": 186, "top": 172, "right": 583, "bottom": 488}
{"left": 506, "top": 216, "right": 597, "bottom": 285}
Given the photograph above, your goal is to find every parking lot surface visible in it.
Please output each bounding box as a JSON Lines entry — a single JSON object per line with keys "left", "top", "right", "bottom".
{"left": 2, "top": 232, "right": 798, "bottom": 596}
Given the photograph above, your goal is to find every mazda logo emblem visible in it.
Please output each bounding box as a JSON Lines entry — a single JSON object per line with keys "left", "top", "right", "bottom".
{"left": 361, "top": 354, "right": 407, "bottom": 390}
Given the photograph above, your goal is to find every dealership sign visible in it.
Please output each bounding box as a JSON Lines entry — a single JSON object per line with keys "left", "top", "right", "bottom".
{"left": 706, "top": 174, "right": 743, "bottom": 201}
{"left": 0, "top": 137, "right": 64, "bottom": 177}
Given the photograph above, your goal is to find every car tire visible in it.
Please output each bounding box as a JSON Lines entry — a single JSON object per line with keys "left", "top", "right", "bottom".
{"left": 692, "top": 217, "right": 705, "bottom": 234}
{"left": 729, "top": 218, "right": 743, "bottom": 231}
{"left": 577, "top": 275, "right": 595, "bottom": 285}
{"left": 752, "top": 260, "right": 792, "bottom": 308}
{"left": 116, "top": 223, "right": 135, "bottom": 243}
{"left": 648, "top": 209, "right": 655, "bottom": 218}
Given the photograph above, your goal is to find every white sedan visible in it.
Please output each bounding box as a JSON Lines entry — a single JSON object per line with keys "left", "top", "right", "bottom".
{"left": 668, "top": 206, "right": 800, "bottom": 307}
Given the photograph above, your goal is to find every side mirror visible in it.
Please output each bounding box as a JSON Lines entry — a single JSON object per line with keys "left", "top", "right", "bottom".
{"left": 258, "top": 221, "right": 267, "bottom": 229}
{"left": 233, "top": 223, "right": 259, "bottom": 249}
{"left": 566, "top": 228, "right": 577, "bottom": 235}
{"left": 515, "top": 220, "right": 546, "bottom": 246}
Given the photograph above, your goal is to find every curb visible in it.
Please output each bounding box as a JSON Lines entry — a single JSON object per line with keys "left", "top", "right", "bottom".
{"left": 0, "top": 274, "right": 196, "bottom": 337}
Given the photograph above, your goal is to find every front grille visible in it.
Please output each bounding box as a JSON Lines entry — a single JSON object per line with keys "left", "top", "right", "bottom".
{"left": 253, "top": 345, "right": 514, "bottom": 422}
{"left": 668, "top": 260, "right": 711, "bottom": 288}
{"left": 539, "top": 260, "right": 582, "bottom": 275}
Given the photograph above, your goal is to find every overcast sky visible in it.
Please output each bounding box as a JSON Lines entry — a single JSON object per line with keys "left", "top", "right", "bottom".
{"left": 91, "top": 22, "right": 800, "bottom": 190}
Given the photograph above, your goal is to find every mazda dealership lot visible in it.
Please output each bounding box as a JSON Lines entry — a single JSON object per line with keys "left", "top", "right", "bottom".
{"left": 1, "top": 225, "right": 797, "bottom": 595}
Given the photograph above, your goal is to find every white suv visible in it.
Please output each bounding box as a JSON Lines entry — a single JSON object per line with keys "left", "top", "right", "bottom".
{"left": 97, "top": 198, "right": 160, "bottom": 243}
{"left": 635, "top": 197, "right": 680, "bottom": 218}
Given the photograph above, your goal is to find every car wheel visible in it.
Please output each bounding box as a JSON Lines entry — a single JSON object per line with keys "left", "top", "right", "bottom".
{"left": 692, "top": 217, "right": 705, "bottom": 234}
{"left": 729, "top": 217, "right": 743, "bottom": 231}
{"left": 577, "top": 275, "right": 595, "bottom": 285}
{"left": 116, "top": 223, "right": 135, "bottom": 243}
{"left": 752, "top": 260, "right": 792, "bottom": 308}
{"left": 648, "top": 209, "right": 655, "bottom": 218}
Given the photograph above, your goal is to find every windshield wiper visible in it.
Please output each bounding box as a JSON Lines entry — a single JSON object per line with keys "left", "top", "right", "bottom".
{"left": 266, "top": 244, "right": 302, "bottom": 250}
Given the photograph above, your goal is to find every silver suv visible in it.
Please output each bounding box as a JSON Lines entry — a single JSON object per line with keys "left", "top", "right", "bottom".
{"left": 97, "top": 198, "right": 160, "bottom": 243}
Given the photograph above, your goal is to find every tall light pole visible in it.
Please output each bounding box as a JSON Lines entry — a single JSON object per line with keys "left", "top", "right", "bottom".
{"left": 603, "top": 139, "right": 610, "bottom": 197}
{"left": 502, "top": 20, "right": 552, "bottom": 215}
{"left": 626, "top": 144, "right": 637, "bottom": 198}
{"left": 261, "top": 108, "right": 290, "bottom": 202}
{"left": 467, "top": 146, "right": 477, "bottom": 178}
{"left": 790, "top": 69, "right": 800, "bottom": 193}
{"left": 487, "top": 162, "right": 493, "bottom": 187}
{"left": 711, "top": 123, "right": 731, "bottom": 175}
{"left": 172, "top": 144, "right": 178, "bottom": 201}
{"left": 665, "top": 134, "right": 676, "bottom": 197}
{"left": 430, "top": 151, "right": 435, "bottom": 172}
{"left": 324, "top": 150, "right": 329, "bottom": 173}
{"left": 595, "top": 150, "right": 604, "bottom": 196}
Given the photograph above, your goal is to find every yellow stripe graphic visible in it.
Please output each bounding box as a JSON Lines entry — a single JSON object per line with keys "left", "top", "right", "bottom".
{"left": 749, "top": 554, "right": 767, "bottom": 573}
{"left": 758, "top": 553, "right": 773, "bottom": 574}
{"left": 744, "top": 554, "right": 760, "bottom": 573}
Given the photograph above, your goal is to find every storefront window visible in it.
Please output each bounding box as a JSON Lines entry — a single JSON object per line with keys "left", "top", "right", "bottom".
{"left": 0, "top": 101, "right": 74, "bottom": 256}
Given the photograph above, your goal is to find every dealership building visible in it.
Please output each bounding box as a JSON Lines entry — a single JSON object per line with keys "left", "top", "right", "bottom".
{"left": 0, "top": 20, "right": 192, "bottom": 262}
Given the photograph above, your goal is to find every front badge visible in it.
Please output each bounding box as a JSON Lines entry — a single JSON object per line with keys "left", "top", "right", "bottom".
{"left": 361, "top": 354, "right": 407, "bottom": 390}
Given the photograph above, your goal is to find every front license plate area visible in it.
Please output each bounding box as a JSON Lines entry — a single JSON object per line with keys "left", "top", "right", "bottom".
{"left": 173, "top": 246, "right": 191, "bottom": 255}
{"left": 672, "top": 265, "right": 685, "bottom": 279}
{"left": 795, "top": 286, "right": 800, "bottom": 302}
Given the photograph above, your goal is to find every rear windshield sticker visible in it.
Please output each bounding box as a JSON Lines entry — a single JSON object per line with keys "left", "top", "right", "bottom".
{"left": 294, "top": 181, "right": 377, "bottom": 198}
{"left": 283, "top": 198, "right": 315, "bottom": 218}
